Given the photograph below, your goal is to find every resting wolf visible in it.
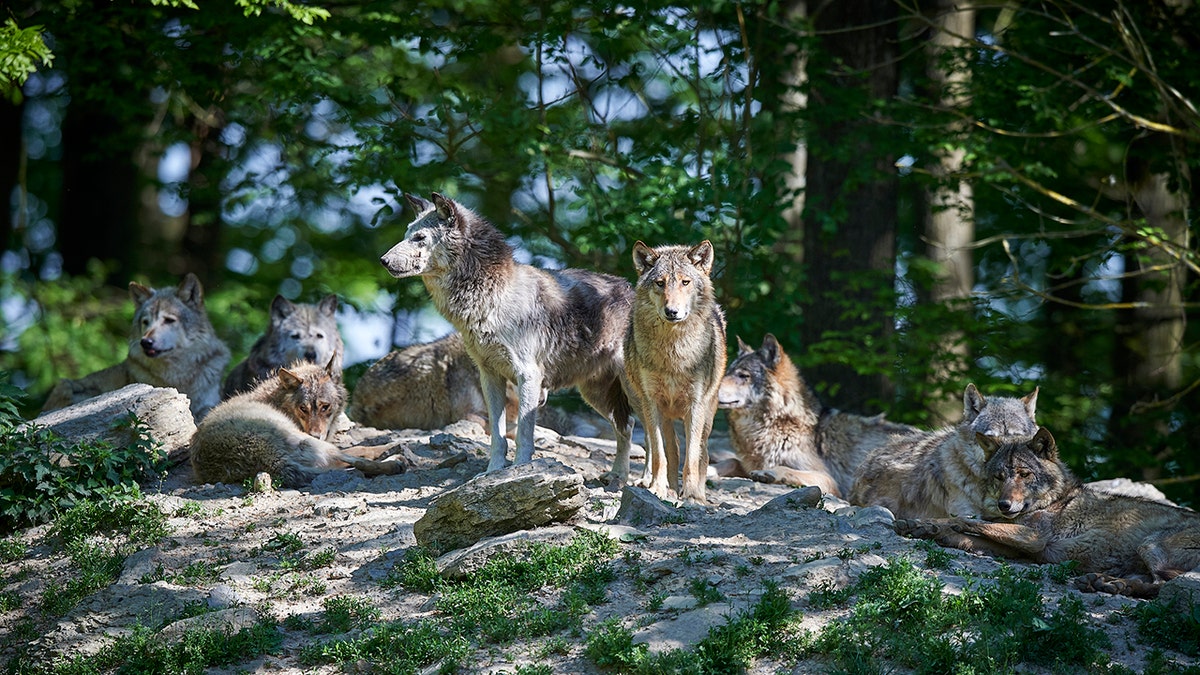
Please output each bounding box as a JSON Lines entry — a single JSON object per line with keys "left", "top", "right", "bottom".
{"left": 42, "top": 273, "right": 230, "bottom": 421}
{"left": 223, "top": 294, "right": 344, "bottom": 398}
{"left": 380, "top": 192, "right": 636, "bottom": 475}
{"left": 895, "top": 428, "right": 1200, "bottom": 598}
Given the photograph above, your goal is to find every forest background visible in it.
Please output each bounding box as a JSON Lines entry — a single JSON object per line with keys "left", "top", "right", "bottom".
{"left": 2, "top": 0, "right": 1197, "bottom": 501}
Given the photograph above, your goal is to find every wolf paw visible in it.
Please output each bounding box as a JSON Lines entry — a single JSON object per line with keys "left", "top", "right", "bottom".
{"left": 894, "top": 519, "right": 943, "bottom": 539}
{"left": 1075, "top": 573, "right": 1160, "bottom": 598}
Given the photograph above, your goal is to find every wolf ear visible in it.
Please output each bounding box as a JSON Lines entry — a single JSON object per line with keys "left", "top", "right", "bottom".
{"left": 975, "top": 432, "right": 1001, "bottom": 460}
{"left": 1028, "top": 427, "right": 1056, "bottom": 459}
{"left": 963, "top": 383, "right": 986, "bottom": 423}
{"left": 760, "top": 333, "right": 782, "bottom": 368}
{"left": 688, "top": 240, "right": 715, "bottom": 275}
{"left": 177, "top": 273, "right": 204, "bottom": 308}
{"left": 736, "top": 336, "right": 753, "bottom": 357}
{"left": 430, "top": 192, "right": 455, "bottom": 221}
{"left": 324, "top": 347, "right": 341, "bottom": 375}
{"left": 1022, "top": 386, "right": 1039, "bottom": 420}
{"left": 317, "top": 294, "right": 339, "bottom": 316}
{"left": 404, "top": 193, "right": 433, "bottom": 214}
{"left": 129, "top": 281, "right": 154, "bottom": 307}
{"left": 278, "top": 367, "right": 302, "bottom": 389}
{"left": 632, "top": 241, "right": 657, "bottom": 275}
{"left": 270, "top": 294, "right": 296, "bottom": 321}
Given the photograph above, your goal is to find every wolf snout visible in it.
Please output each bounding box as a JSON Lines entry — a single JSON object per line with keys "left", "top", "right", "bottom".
{"left": 662, "top": 307, "right": 686, "bottom": 322}
{"left": 140, "top": 337, "right": 165, "bottom": 357}
{"left": 997, "top": 499, "right": 1023, "bottom": 516}
{"left": 304, "top": 348, "right": 318, "bottom": 361}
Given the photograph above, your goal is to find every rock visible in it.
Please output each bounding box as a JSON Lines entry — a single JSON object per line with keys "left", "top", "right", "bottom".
{"left": 851, "top": 505, "right": 896, "bottom": 529}
{"left": 413, "top": 458, "right": 585, "bottom": 555}
{"left": 615, "top": 486, "right": 687, "bottom": 527}
{"left": 1159, "top": 570, "right": 1200, "bottom": 610}
{"left": 633, "top": 602, "right": 734, "bottom": 652}
{"left": 207, "top": 584, "right": 243, "bottom": 609}
{"left": 434, "top": 525, "right": 578, "bottom": 579}
{"left": 24, "top": 383, "right": 196, "bottom": 462}
{"left": 756, "top": 486, "right": 823, "bottom": 514}
{"left": 157, "top": 606, "right": 260, "bottom": 641}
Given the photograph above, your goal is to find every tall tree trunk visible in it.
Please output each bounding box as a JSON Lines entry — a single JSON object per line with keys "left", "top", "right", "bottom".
{"left": 1110, "top": 160, "right": 1189, "bottom": 481}
{"left": 799, "top": 0, "right": 900, "bottom": 413}
{"left": 923, "top": 0, "right": 976, "bottom": 423}
{"left": 0, "top": 99, "right": 22, "bottom": 255}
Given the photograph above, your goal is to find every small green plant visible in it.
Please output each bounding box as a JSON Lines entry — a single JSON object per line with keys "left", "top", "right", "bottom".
{"left": 169, "top": 559, "right": 223, "bottom": 586}
{"left": 915, "top": 540, "right": 954, "bottom": 570}
{"left": 320, "top": 595, "right": 380, "bottom": 633}
{"left": 381, "top": 546, "right": 442, "bottom": 592}
{"left": 645, "top": 591, "right": 667, "bottom": 611}
{"left": 40, "top": 539, "right": 125, "bottom": 616}
{"left": 584, "top": 617, "right": 647, "bottom": 670}
{"left": 0, "top": 537, "right": 27, "bottom": 563}
{"left": 1047, "top": 559, "right": 1081, "bottom": 584}
{"left": 0, "top": 590, "right": 20, "bottom": 612}
{"left": 1130, "top": 598, "right": 1200, "bottom": 656}
{"left": 688, "top": 577, "right": 724, "bottom": 607}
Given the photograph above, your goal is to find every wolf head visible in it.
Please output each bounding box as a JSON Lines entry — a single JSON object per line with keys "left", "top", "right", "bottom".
{"left": 719, "top": 334, "right": 782, "bottom": 409}
{"left": 274, "top": 354, "right": 347, "bottom": 441}
{"left": 632, "top": 240, "right": 715, "bottom": 323}
{"left": 127, "top": 273, "right": 211, "bottom": 360}
{"left": 962, "top": 383, "right": 1039, "bottom": 439}
{"left": 266, "top": 294, "right": 343, "bottom": 374}
{"left": 979, "top": 427, "right": 1072, "bottom": 518}
{"left": 381, "top": 192, "right": 501, "bottom": 279}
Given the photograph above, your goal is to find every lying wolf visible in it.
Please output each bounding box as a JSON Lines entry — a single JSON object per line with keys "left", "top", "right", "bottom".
{"left": 895, "top": 428, "right": 1200, "bottom": 598}
{"left": 42, "top": 273, "right": 230, "bottom": 421}
{"left": 623, "top": 240, "right": 726, "bottom": 503}
{"left": 716, "top": 334, "right": 918, "bottom": 498}
{"left": 191, "top": 358, "right": 404, "bottom": 487}
{"left": 347, "top": 332, "right": 519, "bottom": 432}
{"left": 222, "top": 294, "right": 344, "bottom": 398}
{"left": 380, "top": 192, "right": 636, "bottom": 475}
{"left": 849, "top": 383, "right": 1039, "bottom": 519}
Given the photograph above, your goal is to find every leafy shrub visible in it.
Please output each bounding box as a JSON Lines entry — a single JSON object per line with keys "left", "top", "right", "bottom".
{"left": 0, "top": 379, "right": 166, "bottom": 534}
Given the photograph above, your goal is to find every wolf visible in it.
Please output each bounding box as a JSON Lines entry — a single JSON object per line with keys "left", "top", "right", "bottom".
{"left": 716, "top": 334, "right": 919, "bottom": 498}
{"left": 347, "top": 332, "right": 519, "bottom": 432}
{"left": 222, "top": 294, "right": 344, "bottom": 398}
{"left": 41, "top": 273, "right": 231, "bottom": 421}
{"left": 895, "top": 428, "right": 1200, "bottom": 598}
{"left": 848, "top": 383, "right": 1039, "bottom": 519}
{"left": 379, "top": 192, "right": 636, "bottom": 475}
{"left": 191, "top": 357, "right": 405, "bottom": 487}
{"left": 622, "top": 240, "right": 726, "bottom": 503}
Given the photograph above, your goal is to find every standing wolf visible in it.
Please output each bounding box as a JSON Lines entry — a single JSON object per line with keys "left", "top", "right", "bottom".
{"left": 849, "top": 383, "right": 1040, "bottom": 519}
{"left": 716, "top": 334, "right": 919, "bottom": 498}
{"left": 623, "top": 240, "right": 726, "bottom": 503}
{"left": 222, "top": 294, "right": 344, "bottom": 398}
{"left": 379, "top": 192, "right": 636, "bottom": 474}
{"left": 347, "top": 332, "right": 519, "bottom": 432}
{"left": 41, "top": 273, "right": 230, "bottom": 421}
{"left": 192, "top": 357, "right": 404, "bottom": 487}
{"left": 895, "top": 428, "right": 1200, "bottom": 598}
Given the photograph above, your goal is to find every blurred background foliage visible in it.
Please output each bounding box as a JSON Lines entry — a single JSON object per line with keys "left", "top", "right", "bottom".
{"left": 3, "top": 0, "right": 1198, "bottom": 500}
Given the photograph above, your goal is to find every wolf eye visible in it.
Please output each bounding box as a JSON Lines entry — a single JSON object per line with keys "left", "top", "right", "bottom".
{"left": 655, "top": 279, "right": 665, "bottom": 287}
{"left": 291, "top": 332, "right": 302, "bottom": 339}
{"left": 162, "top": 316, "right": 176, "bottom": 324}
{"left": 681, "top": 279, "right": 691, "bottom": 286}
{"left": 316, "top": 332, "right": 325, "bottom": 340}
{"left": 412, "top": 232, "right": 427, "bottom": 243}
{"left": 1017, "top": 470, "right": 1032, "bottom": 479}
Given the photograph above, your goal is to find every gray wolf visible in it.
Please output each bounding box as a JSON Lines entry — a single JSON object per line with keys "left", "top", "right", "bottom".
{"left": 849, "top": 383, "right": 1039, "bottom": 519}
{"left": 347, "top": 332, "right": 519, "bottom": 432}
{"left": 379, "top": 192, "right": 635, "bottom": 474}
{"left": 895, "top": 428, "right": 1200, "bottom": 598}
{"left": 222, "top": 294, "right": 344, "bottom": 398}
{"left": 716, "top": 334, "right": 918, "bottom": 498}
{"left": 191, "top": 358, "right": 404, "bottom": 487}
{"left": 41, "top": 273, "right": 231, "bottom": 421}
{"left": 623, "top": 240, "right": 726, "bottom": 503}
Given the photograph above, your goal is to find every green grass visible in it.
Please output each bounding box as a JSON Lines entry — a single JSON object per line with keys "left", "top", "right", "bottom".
{"left": 804, "top": 557, "right": 1112, "bottom": 674}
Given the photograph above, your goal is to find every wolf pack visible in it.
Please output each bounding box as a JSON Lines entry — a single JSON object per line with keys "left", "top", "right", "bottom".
{"left": 41, "top": 191, "right": 1200, "bottom": 599}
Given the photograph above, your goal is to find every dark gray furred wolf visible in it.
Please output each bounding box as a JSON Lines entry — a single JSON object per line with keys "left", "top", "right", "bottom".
{"left": 222, "top": 293, "right": 344, "bottom": 398}
{"left": 379, "top": 192, "right": 636, "bottom": 475}
{"left": 895, "top": 428, "right": 1200, "bottom": 598}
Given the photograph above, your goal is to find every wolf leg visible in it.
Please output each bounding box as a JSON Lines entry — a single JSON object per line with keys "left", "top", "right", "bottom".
{"left": 663, "top": 419, "right": 681, "bottom": 494}
{"left": 334, "top": 452, "right": 407, "bottom": 477}
{"left": 949, "top": 520, "right": 1049, "bottom": 555}
{"left": 512, "top": 371, "right": 543, "bottom": 465}
{"left": 1075, "top": 573, "right": 1160, "bottom": 598}
{"left": 749, "top": 467, "right": 840, "bottom": 497}
{"left": 480, "top": 370, "right": 511, "bottom": 472}
{"left": 640, "top": 404, "right": 672, "bottom": 500}
{"left": 679, "top": 404, "right": 708, "bottom": 504}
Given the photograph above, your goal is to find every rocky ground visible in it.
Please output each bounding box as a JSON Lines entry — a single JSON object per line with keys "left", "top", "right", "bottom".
{"left": 1, "top": 417, "right": 1197, "bottom": 673}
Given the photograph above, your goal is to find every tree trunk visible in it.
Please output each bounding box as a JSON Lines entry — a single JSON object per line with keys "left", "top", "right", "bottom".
{"left": 798, "top": 0, "right": 900, "bottom": 413}
{"left": 923, "top": 0, "right": 976, "bottom": 423}
{"left": 0, "top": 99, "right": 22, "bottom": 255}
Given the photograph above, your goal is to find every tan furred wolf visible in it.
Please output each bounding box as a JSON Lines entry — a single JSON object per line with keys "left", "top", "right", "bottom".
{"left": 222, "top": 294, "right": 344, "bottom": 398}
{"left": 895, "top": 428, "right": 1200, "bottom": 598}
{"left": 623, "top": 240, "right": 726, "bottom": 503}
{"left": 716, "top": 334, "right": 918, "bottom": 498}
{"left": 191, "top": 357, "right": 404, "bottom": 487}
{"left": 347, "top": 332, "right": 519, "bottom": 432}
{"left": 380, "top": 192, "right": 636, "bottom": 474}
{"left": 41, "top": 273, "right": 230, "bottom": 421}
{"left": 849, "top": 383, "right": 1039, "bottom": 519}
